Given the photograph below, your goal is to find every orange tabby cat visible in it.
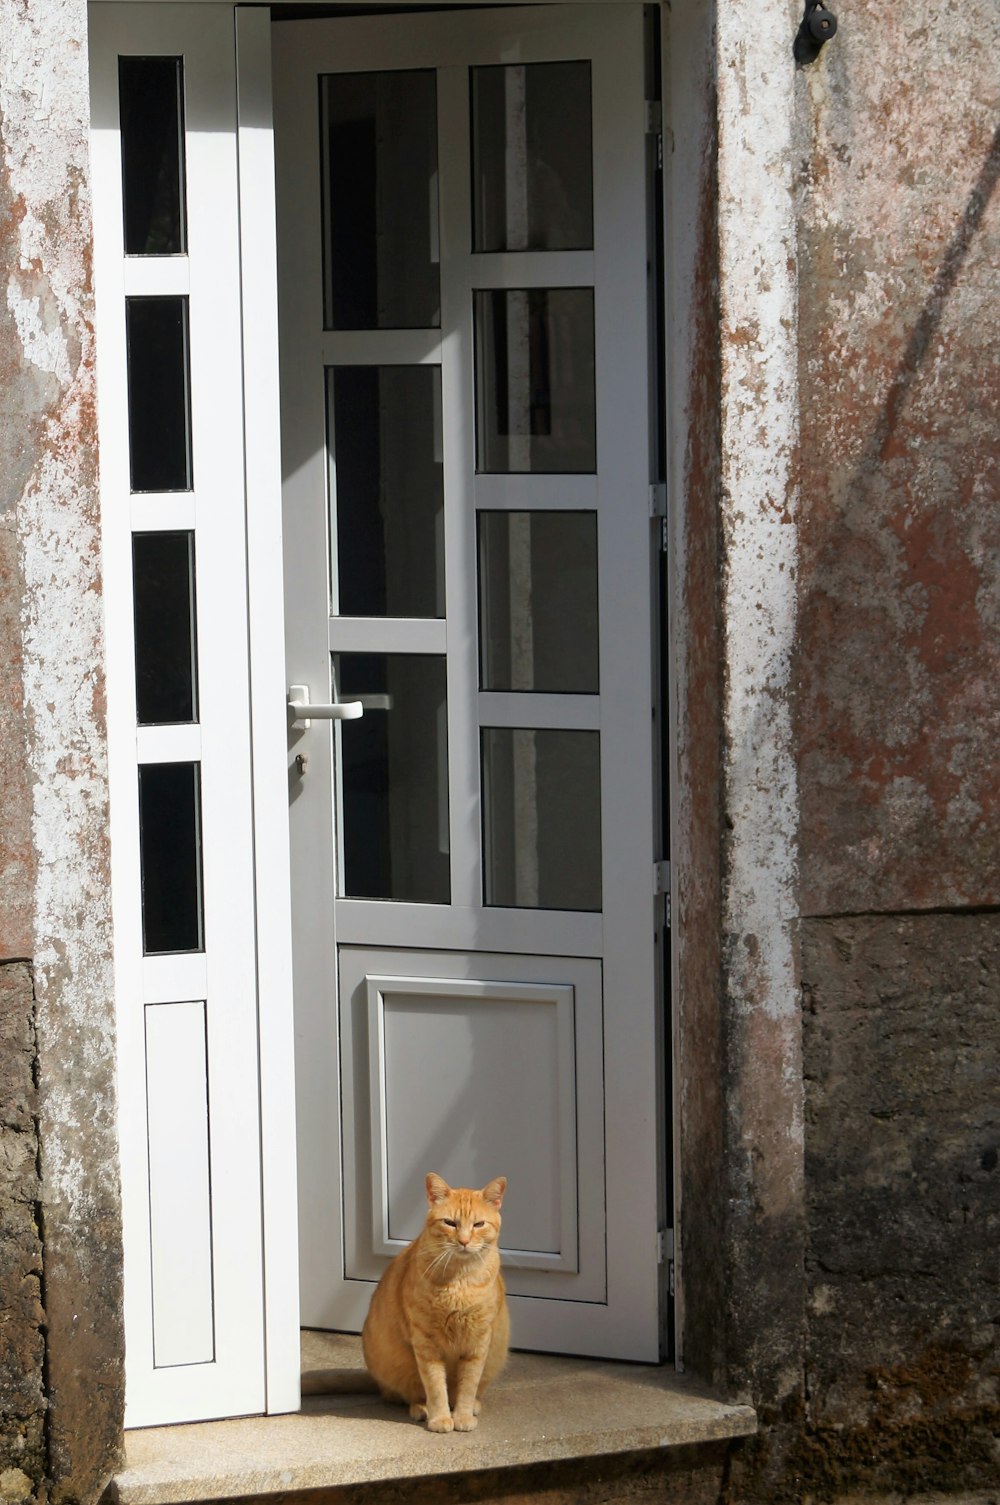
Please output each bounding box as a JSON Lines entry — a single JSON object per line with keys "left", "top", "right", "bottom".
{"left": 361, "top": 1172, "right": 509, "bottom": 1433}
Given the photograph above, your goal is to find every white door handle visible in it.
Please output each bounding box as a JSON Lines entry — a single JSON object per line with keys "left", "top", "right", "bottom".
{"left": 288, "top": 684, "right": 364, "bottom": 730}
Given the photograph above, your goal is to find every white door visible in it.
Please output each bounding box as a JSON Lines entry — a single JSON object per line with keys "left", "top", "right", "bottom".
{"left": 90, "top": 3, "right": 299, "bottom": 1426}
{"left": 274, "top": 5, "right": 665, "bottom": 1361}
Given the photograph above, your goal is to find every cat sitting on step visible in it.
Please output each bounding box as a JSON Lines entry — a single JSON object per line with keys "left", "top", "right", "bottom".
{"left": 302, "top": 1173, "right": 510, "bottom": 1433}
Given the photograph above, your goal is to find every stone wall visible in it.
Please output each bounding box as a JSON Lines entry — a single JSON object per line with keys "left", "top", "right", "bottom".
{"left": 0, "top": 0, "right": 125, "bottom": 1498}
{"left": 0, "top": 965, "right": 45, "bottom": 1500}
{"left": 800, "top": 915, "right": 999, "bottom": 1495}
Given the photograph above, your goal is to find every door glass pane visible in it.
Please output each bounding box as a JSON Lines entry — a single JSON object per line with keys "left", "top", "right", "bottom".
{"left": 337, "top": 654, "right": 449, "bottom": 903}
{"left": 479, "top": 511, "right": 598, "bottom": 692}
{"left": 471, "top": 62, "right": 593, "bottom": 252}
{"left": 329, "top": 366, "right": 444, "bottom": 617}
{"left": 321, "top": 71, "right": 440, "bottom": 330}
{"left": 475, "top": 289, "right": 596, "bottom": 473}
{"left": 133, "top": 531, "right": 198, "bottom": 724}
{"left": 126, "top": 296, "right": 192, "bottom": 492}
{"left": 482, "top": 728, "right": 601, "bottom": 910}
{"left": 119, "top": 56, "right": 187, "bottom": 256}
{"left": 138, "top": 762, "right": 204, "bottom": 953}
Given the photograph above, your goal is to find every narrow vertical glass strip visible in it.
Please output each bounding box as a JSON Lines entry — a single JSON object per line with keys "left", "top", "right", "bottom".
{"left": 126, "top": 296, "right": 193, "bottom": 492}
{"left": 132, "top": 532, "right": 198, "bottom": 724}
{"left": 119, "top": 56, "right": 187, "bottom": 256}
{"left": 138, "top": 762, "right": 204, "bottom": 953}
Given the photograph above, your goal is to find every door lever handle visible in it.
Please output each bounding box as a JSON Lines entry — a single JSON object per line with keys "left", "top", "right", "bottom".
{"left": 288, "top": 683, "right": 364, "bottom": 730}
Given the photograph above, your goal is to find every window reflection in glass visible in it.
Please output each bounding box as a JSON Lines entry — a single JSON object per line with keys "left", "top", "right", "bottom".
{"left": 328, "top": 366, "right": 444, "bottom": 618}
{"left": 478, "top": 511, "right": 598, "bottom": 693}
{"left": 471, "top": 62, "right": 593, "bottom": 253}
{"left": 132, "top": 531, "right": 198, "bottom": 724}
{"left": 119, "top": 56, "right": 187, "bottom": 256}
{"left": 321, "top": 70, "right": 440, "bottom": 330}
{"left": 482, "top": 727, "right": 601, "bottom": 911}
{"left": 475, "top": 289, "right": 596, "bottom": 474}
{"left": 126, "top": 296, "right": 192, "bottom": 492}
{"left": 337, "top": 654, "right": 449, "bottom": 903}
{"left": 138, "top": 762, "right": 204, "bottom": 953}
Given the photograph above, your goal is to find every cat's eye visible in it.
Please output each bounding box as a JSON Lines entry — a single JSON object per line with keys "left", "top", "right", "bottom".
{"left": 473, "top": 1220, "right": 485, "bottom": 1228}
{"left": 442, "top": 1218, "right": 457, "bottom": 1227}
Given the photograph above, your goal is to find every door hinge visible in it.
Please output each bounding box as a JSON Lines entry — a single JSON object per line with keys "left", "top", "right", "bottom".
{"left": 649, "top": 484, "right": 667, "bottom": 552}
{"left": 658, "top": 1228, "right": 676, "bottom": 1296}
{"left": 645, "top": 100, "right": 663, "bottom": 171}
{"left": 654, "top": 860, "right": 672, "bottom": 928}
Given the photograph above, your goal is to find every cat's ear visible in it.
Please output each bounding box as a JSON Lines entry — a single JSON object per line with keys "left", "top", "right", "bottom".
{"left": 480, "top": 1176, "right": 507, "bottom": 1209}
{"left": 426, "top": 1172, "right": 451, "bottom": 1205}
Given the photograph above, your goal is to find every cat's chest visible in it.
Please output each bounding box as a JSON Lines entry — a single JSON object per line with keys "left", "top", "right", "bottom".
{"left": 422, "top": 1282, "right": 496, "bottom": 1348}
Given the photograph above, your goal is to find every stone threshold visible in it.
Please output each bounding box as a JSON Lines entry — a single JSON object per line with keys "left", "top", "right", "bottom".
{"left": 108, "top": 1334, "right": 756, "bottom": 1505}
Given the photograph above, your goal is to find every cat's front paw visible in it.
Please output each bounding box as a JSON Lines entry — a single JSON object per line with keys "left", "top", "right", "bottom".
{"left": 452, "top": 1410, "right": 478, "bottom": 1432}
{"left": 425, "top": 1413, "right": 454, "bottom": 1433}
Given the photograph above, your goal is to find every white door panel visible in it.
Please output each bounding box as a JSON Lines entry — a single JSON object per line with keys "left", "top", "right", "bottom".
{"left": 275, "top": 4, "right": 663, "bottom": 1362}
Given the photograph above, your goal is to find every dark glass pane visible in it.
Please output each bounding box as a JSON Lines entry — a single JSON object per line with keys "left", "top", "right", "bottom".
{"left": 126, "top": 297, "right": 192, "bottom": 492}
{"left": 139, "top": 762, "right": 204, "bottom": 953}
{"left": 119, "top": 56, "right": 187, "bottom": 256}
{"left": 482, "top": 727, "right": 601, "bottom": 910}
{"left": 321, "top": 71, "right": 440, "bottom": 330}
{"left": 479, "top": 511, "right": 598, "bottom": 692}
{"left": 132, "top": 532, "right": 197, "bottom": 724}
{"left": 475, "top": 289, "right": 596, "bottom": 473}
{"left": 471, "top": 62, "right": 593, "bottom": 253}
{"left": 337, "top": 654, "right": 449, "bottom": 903}
{"left": 329, "top": 366, "right": 444, "bottom": 617}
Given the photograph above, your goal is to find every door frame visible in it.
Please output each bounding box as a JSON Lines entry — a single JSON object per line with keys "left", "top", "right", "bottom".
{"left": 90, "top": 0, "right": 681, "bottom": 1425}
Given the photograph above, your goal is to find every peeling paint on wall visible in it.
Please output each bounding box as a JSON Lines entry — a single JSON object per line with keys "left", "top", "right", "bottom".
{"left": 0, "top": 0, "right": 124, "bottom": 1496}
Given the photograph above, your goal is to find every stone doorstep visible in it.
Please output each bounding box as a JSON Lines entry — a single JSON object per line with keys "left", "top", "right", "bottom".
{"left": 109, "top": 1336, "right": 756, "bottom": 1505}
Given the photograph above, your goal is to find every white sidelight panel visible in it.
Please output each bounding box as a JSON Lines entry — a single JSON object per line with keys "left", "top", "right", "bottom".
{"left": 90, "top": 2, "right": 298, "bottom": 1427}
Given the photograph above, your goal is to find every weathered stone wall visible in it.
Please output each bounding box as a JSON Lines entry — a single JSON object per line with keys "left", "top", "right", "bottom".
{"left": 795, "top": 0, "right": 1000, "bottom": 914}
{"left": 0, "top": 965, "right": 45, "bottom": 1499}
{"left": 801, "top": 915, "right": 999, "bottom": 1495}
{"left": 784, "top": 0, "right": 1000, "bottom": 1495}
{"left": 0, "top": 0, "right": 125, "bottom": 1498}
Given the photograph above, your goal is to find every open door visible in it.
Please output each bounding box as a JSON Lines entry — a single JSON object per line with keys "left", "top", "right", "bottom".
{"left": 275, "top": 4, "right": 666, "bottom": 1361}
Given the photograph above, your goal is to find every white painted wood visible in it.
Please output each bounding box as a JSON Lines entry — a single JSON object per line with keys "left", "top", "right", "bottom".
{"left": 145, "top": 1000, "right": 214, "bottom": 1367}
{"left": 275, "top": 3, "right": 660, "bottom": 1361}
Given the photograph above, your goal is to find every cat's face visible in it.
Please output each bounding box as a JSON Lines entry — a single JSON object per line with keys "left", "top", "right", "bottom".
{"left": 423, "top": 1173, "right": 506, "bottom": 1265}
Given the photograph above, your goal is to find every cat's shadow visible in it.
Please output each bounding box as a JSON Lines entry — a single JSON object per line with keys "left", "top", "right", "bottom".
{"left": 300, "top": 1393, "right": 427, "bottom": 1428}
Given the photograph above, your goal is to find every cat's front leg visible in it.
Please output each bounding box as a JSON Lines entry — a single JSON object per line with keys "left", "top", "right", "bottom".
{"left": 414, "top": 1353, "right": 452, "bottom": 1432}
{"left": 451, "top": 1352, "right": 488, "bottom": 1431}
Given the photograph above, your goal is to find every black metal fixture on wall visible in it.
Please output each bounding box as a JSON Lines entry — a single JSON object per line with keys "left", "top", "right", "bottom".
{"left": 795, "top": 0, "right": 838, "bottom": 63}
